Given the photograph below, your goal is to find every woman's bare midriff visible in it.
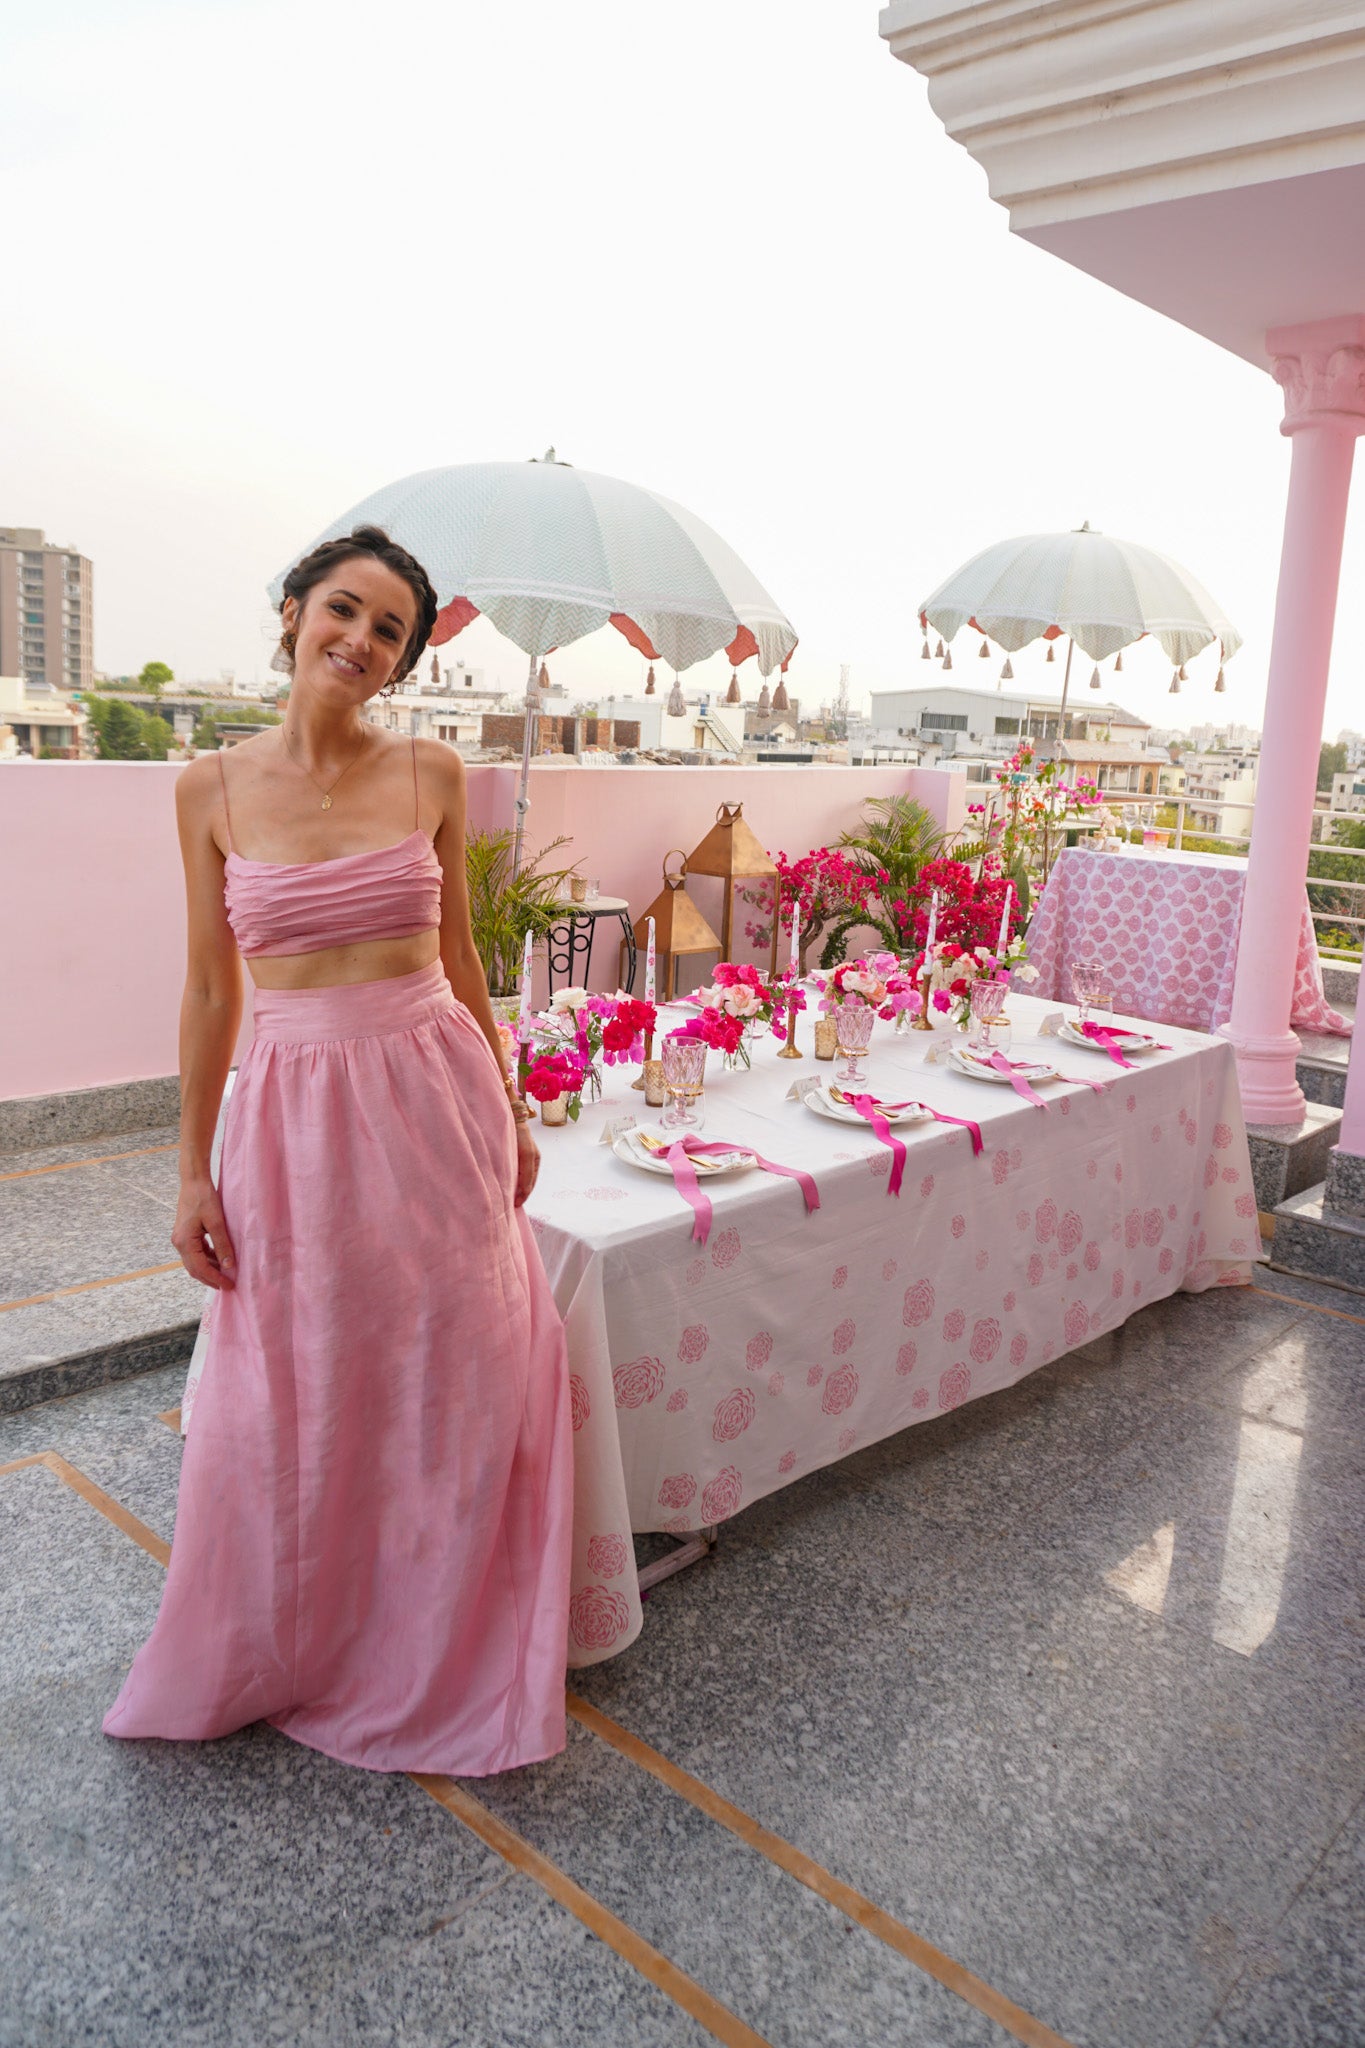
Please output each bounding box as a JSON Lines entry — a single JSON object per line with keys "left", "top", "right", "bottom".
{"left": 246, "top": 928, "right": 443, "bottom": 991}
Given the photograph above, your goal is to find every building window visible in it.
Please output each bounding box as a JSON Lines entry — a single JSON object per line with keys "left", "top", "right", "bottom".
{"left": 993, "top": 716, "right": 1020, "bottom": 735}
{"left": 919, "top": 711, "right": 968, "bottom": 731}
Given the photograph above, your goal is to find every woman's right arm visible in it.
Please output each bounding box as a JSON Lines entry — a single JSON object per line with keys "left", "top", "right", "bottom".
{"left": 171, "top": 758, "right": 243, "bottom": 1290}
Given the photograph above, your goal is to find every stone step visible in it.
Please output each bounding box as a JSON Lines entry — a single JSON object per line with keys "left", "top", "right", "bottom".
{"left": 1269, "top": 1180, "right": 1365, "bottom": 1296}
{"left": 1245, "top": 1102, "right": 1343, "bottom": 1215}
{"left": 0, "top": 1123, "right": 201, "bottom": 1414}
{"left": 1321, "top": 958, "right": 1361, "bottom": 1008}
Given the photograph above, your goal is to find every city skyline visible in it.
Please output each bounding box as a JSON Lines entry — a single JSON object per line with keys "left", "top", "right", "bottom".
{"left": 2, "top": 0, "right": 1361, "bottom": 738}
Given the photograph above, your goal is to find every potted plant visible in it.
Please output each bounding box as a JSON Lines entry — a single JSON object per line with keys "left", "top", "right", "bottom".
{"left": 465, "top": 829, "right": 575, "bottom": 1002}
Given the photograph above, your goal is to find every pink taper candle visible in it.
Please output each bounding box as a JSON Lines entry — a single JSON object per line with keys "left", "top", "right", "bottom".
{"left": 788, "top": 905, "right": 799, "bottom": 977}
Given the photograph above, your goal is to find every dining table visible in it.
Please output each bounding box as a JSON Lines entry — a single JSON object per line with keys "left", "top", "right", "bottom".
{"left": 180, "top": 990, "right": 1262, "bottom": 1670}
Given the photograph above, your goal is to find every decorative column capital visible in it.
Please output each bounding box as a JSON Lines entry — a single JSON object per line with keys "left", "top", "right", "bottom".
{"left": 1268, "top": 315, "right": 1365, "bottom": 437}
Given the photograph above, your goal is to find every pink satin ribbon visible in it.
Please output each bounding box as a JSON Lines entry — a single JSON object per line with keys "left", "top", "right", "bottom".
{"left": 987, "top": 1051, "right": 1048, "bottom": 1106}
{"left": 849, "top": 1092, "right": 984, "bottom": 1161}
{"left": 846, "top": 1094, "right": 908, "bottom": 1194}
{"left": 663, "top": 1136, "right": 820, "bottom": 1244}
{"left": 1080, "top": 1021, "right": 1170, "bottom": 1069}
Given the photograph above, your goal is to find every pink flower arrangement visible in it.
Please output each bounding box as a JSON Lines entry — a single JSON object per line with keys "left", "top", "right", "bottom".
{"left": 815, "top": 959, "right": 889, "bottom": 1013}
{"left": 523, "top": 1046, "right": 588, "bottom": 1113}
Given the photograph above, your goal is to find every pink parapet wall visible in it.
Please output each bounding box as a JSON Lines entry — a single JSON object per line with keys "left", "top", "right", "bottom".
{"left": 0, "top": 762, "right": 256, "bottom": 1102}
{"left": 1, "top": 758, "right": 966, "bottom": 1101}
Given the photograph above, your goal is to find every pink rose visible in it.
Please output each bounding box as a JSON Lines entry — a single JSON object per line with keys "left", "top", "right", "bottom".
{"left": 833, "top": 1318, "right": 856, "bottom": 1355}
{"left": 700, "top": 1466, "right": 743, "bottom": 1523}
{"left": 746, "top": 1331, "right": 774, "bottom": 1370}
{"left": 613, "top": 1356, "right": 665, "bottom": 1409}
{"left": 570, "top": 1584, "right": 630, "bottom": 1650}
{"left": 657, "top": 1473, "right": 697, "bottom": 1510}
{"left": 586, "top": 1534, "right": 628, "bottom": 1579}
{"left": 677, "top": 1324, "right": 710, "bottom": 1364}
{"left": 902, "top": 1279, "right": 935, "bottom": 1327}
{"left": 821, "top": 1362, "right": 860, "bottom": 1416}
{"left": 938, "top": 1362, "right": 971, "bottom": 1411}
{"left": 569, "top": 1375, "right": 590, "bottom": 1432}
{"left": 712, "top": 1387, "right": 756, "bottom": 1442}
{"left": 970, "top": 1317, "right": 1001, "bottom": 1364}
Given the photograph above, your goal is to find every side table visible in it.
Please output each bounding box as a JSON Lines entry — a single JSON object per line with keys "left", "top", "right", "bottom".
{"left": 546, "top": 896, "right": 638, "bottom": 996}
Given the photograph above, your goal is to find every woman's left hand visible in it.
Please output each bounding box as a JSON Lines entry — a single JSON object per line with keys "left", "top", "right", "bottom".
{"left": 514, "top": 1119, "right": 541, "bottom": 1207}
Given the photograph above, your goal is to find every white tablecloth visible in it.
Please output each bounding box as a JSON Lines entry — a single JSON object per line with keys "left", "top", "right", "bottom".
{"left": 184, "top": 996, "right": 1261, "bottom": 1672}
{"left": 523, "top": 994, "right": 1261, "bottom": 1665}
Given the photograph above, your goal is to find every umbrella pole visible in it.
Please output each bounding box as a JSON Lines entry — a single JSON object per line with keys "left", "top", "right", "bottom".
{"left": 511, "top": 650, "right": 540, "bottom": 880}
{"left": 1044, "top": 637, "right": 1074, "bottom": 886}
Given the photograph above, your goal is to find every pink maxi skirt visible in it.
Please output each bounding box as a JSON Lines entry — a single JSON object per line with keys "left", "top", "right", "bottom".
{"left": 104, "top": 962, "right": 574, "bottom": 1776}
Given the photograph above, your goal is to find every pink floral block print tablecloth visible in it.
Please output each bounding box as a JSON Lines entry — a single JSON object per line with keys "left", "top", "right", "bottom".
{"left": 185, "top": 992, "right": 1262, "bottom": 1672}
{"left": 1025, "top": 846, "right": 1349, "bottom": 1036}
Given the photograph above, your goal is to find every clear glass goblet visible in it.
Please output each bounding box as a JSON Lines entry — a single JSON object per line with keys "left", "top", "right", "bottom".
{"left": 660, "top": 1034, "right": 707, "bottom": 1131}
{"left": 834, "top": 1001, "right": 875, "bottom": 1085}
{"left": 1070, "top": 958, "right": 1104, "bottom": 1023}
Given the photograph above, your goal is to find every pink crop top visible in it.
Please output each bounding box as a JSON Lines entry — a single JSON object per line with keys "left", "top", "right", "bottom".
{"left": 218, "top": 738, "right": 443, "bottom": 958}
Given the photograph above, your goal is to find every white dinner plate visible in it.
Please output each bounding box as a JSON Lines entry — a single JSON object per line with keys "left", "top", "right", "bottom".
{"left": 612, "top": 1129, "right": 756, "bottom": 1177}
{"left": 806, "top": 1084, "right": 930, "bottom": 1127}
{"left": 949, "top": 1047, "right": 1058, "bottom": 1085}
{"left": 1058, "top": 1020, "right": 1160, "bottom": 1054}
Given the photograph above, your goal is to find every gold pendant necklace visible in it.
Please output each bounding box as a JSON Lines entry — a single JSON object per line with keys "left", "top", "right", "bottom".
{"left": 281, "top": 723, "right": 368, "bottom": 809}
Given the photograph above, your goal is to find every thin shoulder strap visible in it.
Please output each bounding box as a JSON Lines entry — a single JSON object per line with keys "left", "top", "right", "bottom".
{"left": 410, "top": 733, "right": 420, "bottom": 832}
{"left": 216, "top": 748, "right": 234, "bottom": 853}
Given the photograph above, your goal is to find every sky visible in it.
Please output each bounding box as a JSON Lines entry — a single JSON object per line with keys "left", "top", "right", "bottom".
{"left": 2, "top": 0, "right": 1362, "bottom": 738}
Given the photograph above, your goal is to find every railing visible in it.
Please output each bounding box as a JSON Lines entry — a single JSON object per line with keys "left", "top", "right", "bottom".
{"left": 1068, "top": 791, "right": 1365, "bottom": 956}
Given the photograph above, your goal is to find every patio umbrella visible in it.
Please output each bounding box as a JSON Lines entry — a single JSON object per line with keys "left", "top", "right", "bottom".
{"left": 270, "top": 454, "right": 798, "bottom": 870}
{"left": 917, "top": 522, "right": 1240, "bottom": 725}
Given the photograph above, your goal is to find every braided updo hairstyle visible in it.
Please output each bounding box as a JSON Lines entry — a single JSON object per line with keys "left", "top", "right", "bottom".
{"left": 275, "top": 525, "right": 440, "bottom": 699}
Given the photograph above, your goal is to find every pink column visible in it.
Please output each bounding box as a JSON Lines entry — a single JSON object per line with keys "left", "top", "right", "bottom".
{"left": 1224, "top": 316, "right": 1365, "bottom": 1125}
{"left": 1340, "top": 1028, "right": 1365, "bottom": 1157}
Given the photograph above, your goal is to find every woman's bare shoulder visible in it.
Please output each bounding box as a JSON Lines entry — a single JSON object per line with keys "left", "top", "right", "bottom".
{"left": 175, "top": 751, "right": 222, "bottom": 820}
{"left": 414, "top": 735, "right": 466, "bottom": 794}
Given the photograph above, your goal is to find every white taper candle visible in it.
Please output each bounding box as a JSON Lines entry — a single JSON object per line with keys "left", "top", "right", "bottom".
{"left": 788, "top": 904, "right": 799, "bottom": 977}
{"left": 518, "top": 928, "right": 534, "bottom": 1039}
{"left": 995, "top": 882, "right": 1012, "bottom": 969}
{"left": 645, "top": 916, "right": 656, "bottom": 1003}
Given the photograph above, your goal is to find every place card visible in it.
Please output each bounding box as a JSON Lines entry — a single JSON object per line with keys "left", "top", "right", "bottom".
{"left": 1037, "top": 1011, "right": 1067, "bottom": 1038}
{"left": 598, "top": 1114, "right": 638, "bottom": 1146}
{"left": 784, "top": 1074, "right": 824, "bottom": 1103}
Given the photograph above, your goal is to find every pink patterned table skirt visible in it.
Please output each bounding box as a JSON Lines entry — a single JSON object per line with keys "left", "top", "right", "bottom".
{"left": 1024, "top": 847, "right": 1349, "bottom": 1037}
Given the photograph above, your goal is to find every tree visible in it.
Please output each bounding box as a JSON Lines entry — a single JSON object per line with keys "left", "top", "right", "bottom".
{"left": 138, "top": 660, "right": 174, "bottom": 700}
{"left": 85, "top": 693, "right": 176, "bottom": 759}
{"left": 1318, "top": 741, "right": 1348, "bottom": 790}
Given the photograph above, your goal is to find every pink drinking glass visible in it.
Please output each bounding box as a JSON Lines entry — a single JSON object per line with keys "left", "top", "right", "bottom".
{"left": 834, "top": 1000, "right": 875, "bottom": 1085}
{"left": 660, "top": 1033, "right": 708, "bottom": 1130}
{"left": 968, "top": 977, "right": 1009, "bottom": 1051}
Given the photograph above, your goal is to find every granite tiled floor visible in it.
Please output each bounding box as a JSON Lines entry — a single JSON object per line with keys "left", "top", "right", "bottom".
{"left": 2, "top": 1279, "right": 1362, "bottom": 2047}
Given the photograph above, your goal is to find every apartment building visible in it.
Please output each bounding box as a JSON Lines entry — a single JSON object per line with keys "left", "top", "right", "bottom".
{"left": 1183, "top": 749, "right": 1260, "bottom": 837}
{"left": 0, "top": 527, "right": 93, "bottom": 695}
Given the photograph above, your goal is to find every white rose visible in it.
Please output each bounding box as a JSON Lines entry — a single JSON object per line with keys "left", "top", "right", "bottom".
{"left": 841, "top": 968, "right": 875, "bottom": 996}
{"left": 1016, "top": 963, "right": 1040, "bottom": 984}
{"left": 551, "top": 985, "right": 591, "bottom": 1012}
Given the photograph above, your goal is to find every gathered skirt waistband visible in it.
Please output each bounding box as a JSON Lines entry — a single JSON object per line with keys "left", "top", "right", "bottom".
{"left": 249, "top": 960, "right": 457, "bottom": 1044}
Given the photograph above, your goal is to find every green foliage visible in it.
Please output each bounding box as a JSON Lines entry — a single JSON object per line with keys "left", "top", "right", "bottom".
{"left": 84, "top": 694, "right": 175, "bottom": 760}
{"left": 836, "top": 795, "right": 949, "bottom": 898}
{"left": 138, "top": 660, "right": 174, "bottom": 700}
{"left": 192, "top": 706, "right": 281, "bottom": 749}
{"left": 1318, "top": 741, "right": 1348, "bottom": 790}
{"left": 1331, "top": 815, "right": 1365, "bottom": 850}
{"left": 465, "top": 830, "right": 575, "bottom": 995}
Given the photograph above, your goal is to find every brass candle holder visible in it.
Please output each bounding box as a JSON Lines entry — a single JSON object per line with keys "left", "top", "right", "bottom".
{"left": 911, "top": 972, "right": 935, "bottom": 1030}
{"left": 777, "top": 1007, "right": 802, "bottom": 1059}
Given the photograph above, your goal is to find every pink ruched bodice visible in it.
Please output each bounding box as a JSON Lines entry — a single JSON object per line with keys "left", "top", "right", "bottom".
{"left": 223, "top": 830, "right": 443, "bottom": 958}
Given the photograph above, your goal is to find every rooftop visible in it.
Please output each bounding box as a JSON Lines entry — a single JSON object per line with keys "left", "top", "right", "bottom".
{"left": 3, "top": 1112, "right": 1361, "bottom": 2047}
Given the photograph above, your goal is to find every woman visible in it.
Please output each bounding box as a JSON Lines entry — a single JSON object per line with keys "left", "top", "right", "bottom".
{"left": 104, "top": 525, "right": 573, "bottom": 1776}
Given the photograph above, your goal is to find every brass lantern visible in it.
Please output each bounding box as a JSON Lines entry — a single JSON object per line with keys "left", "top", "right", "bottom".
{"left": 683, "top": 801, "right": 779, "bottom": 976}
{"left": 628, "top": 850, "right": 722, "bottom": 1001}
